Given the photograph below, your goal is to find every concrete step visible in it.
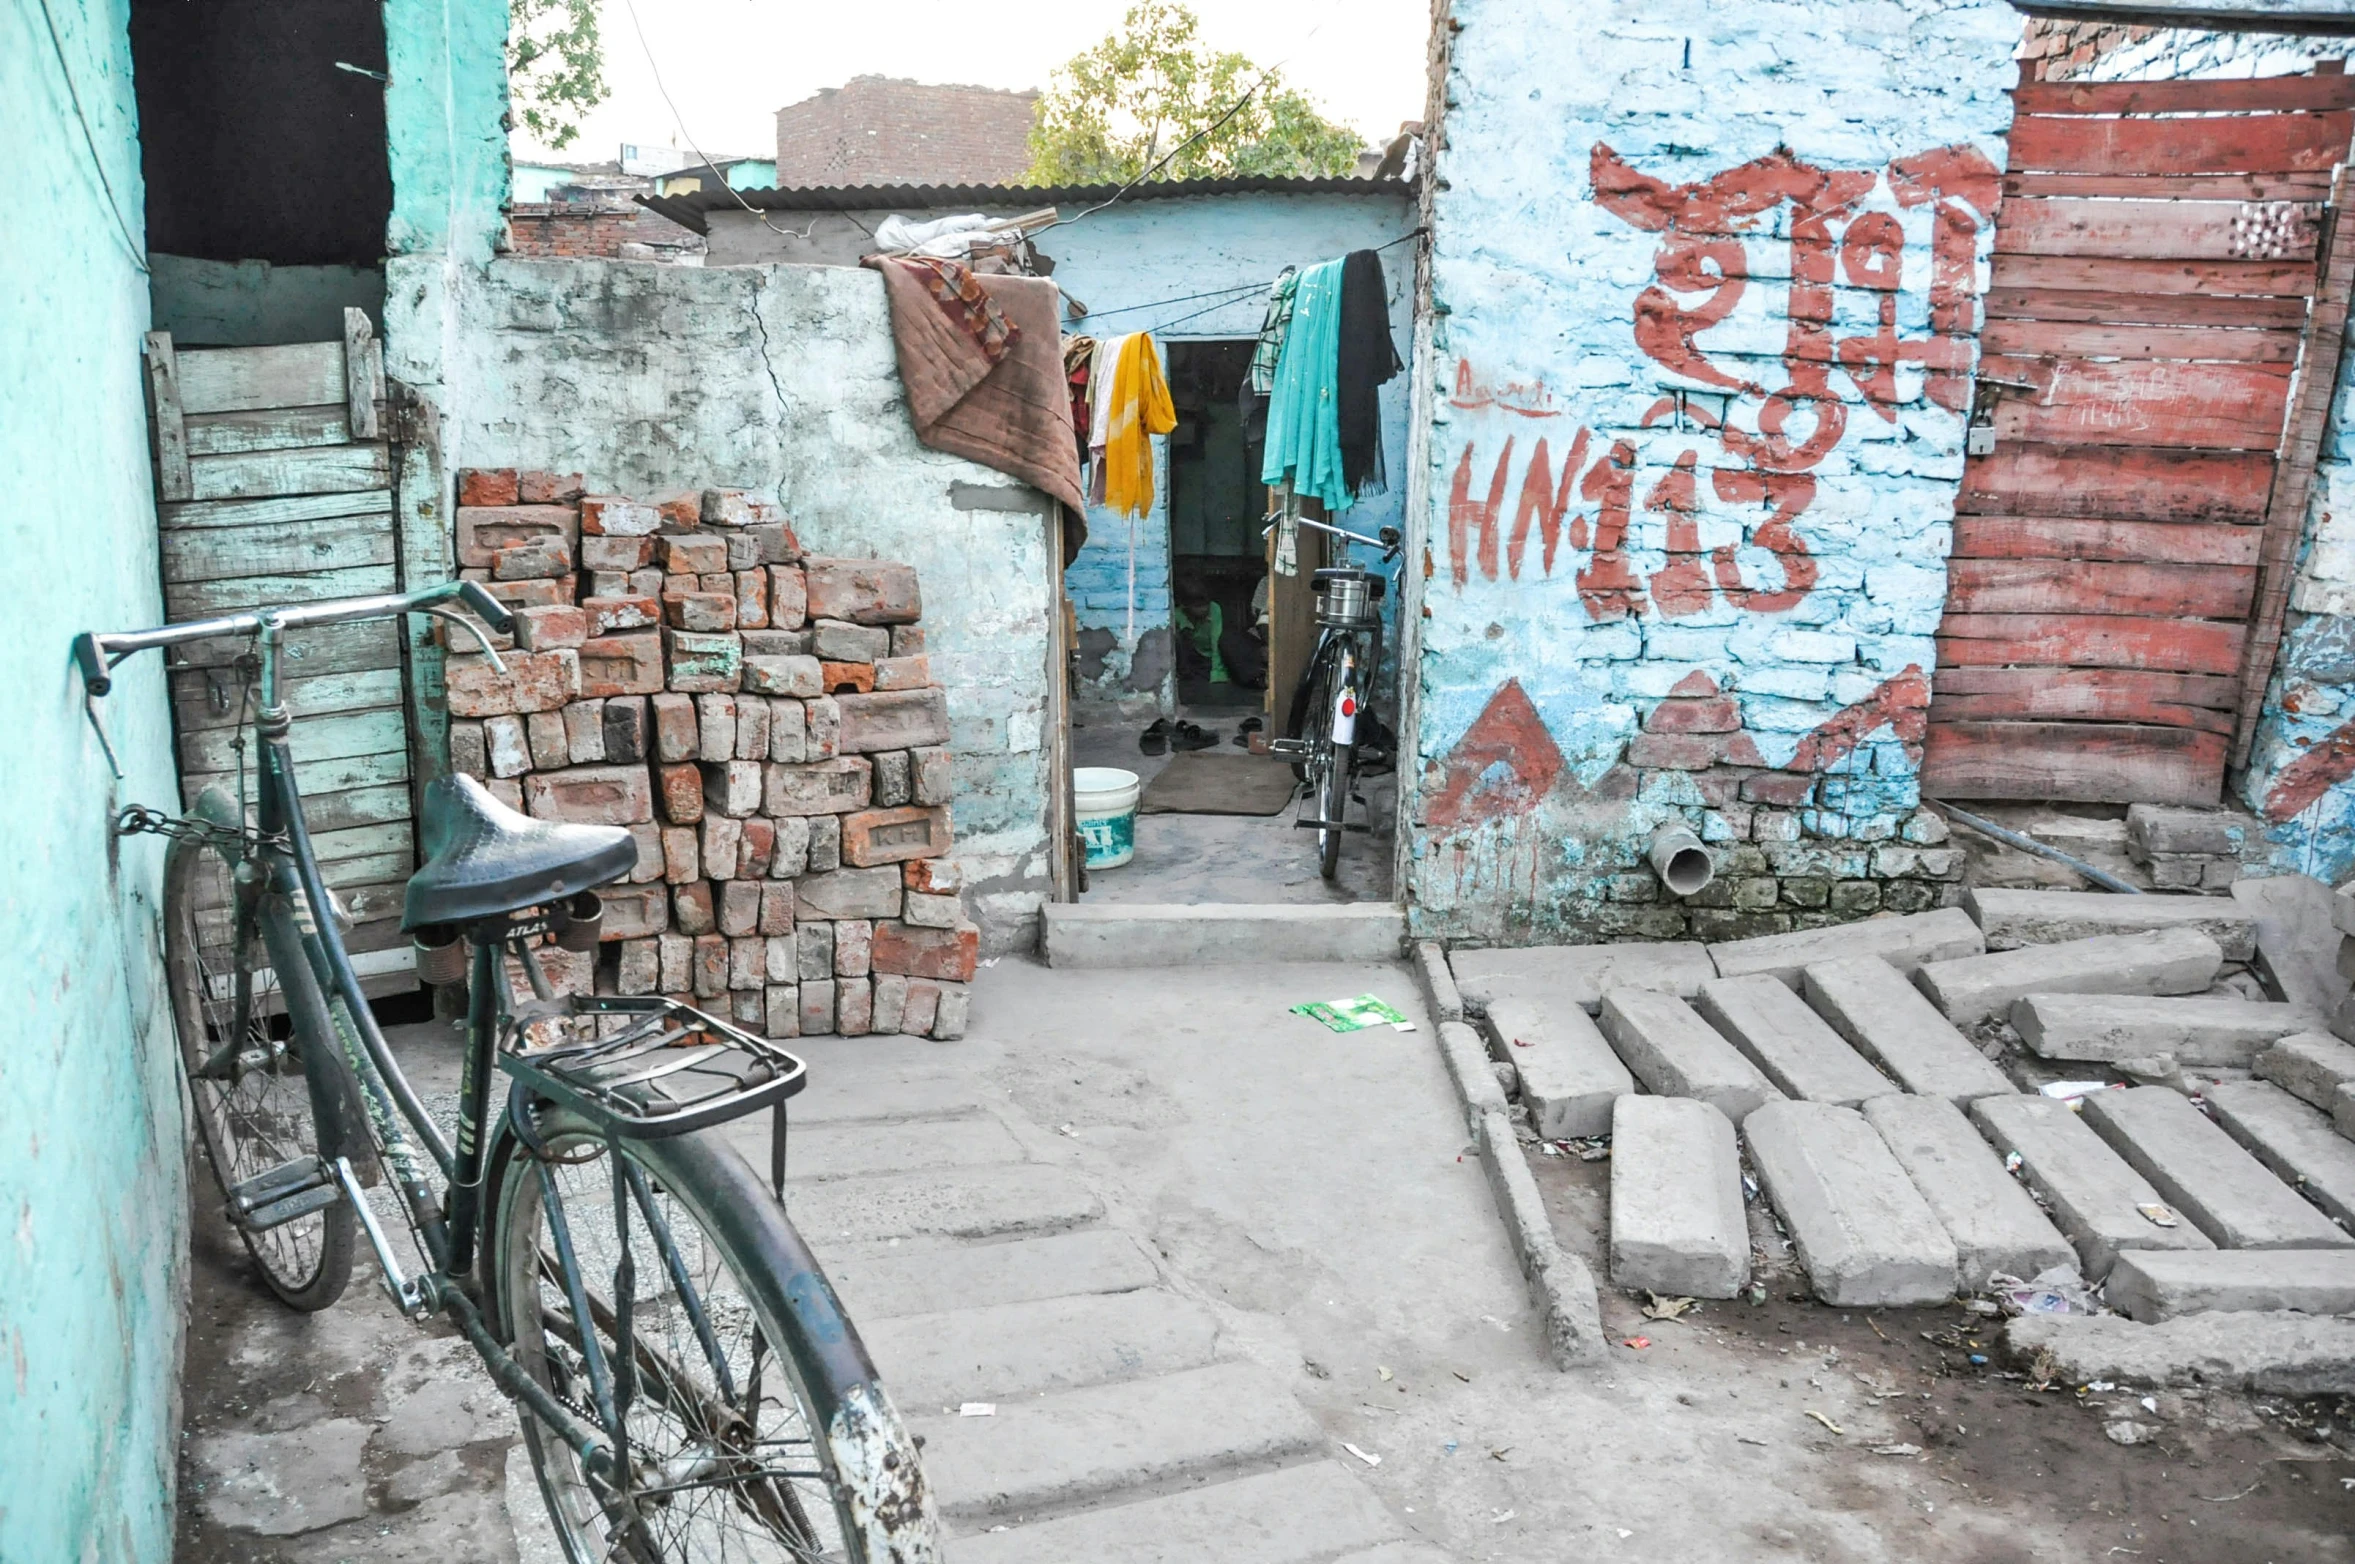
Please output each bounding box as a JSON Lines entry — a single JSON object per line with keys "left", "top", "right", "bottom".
{"left": 2255, "top": 1031, "right": 2355, "bottom": 1113}
{"left": 949, "top": 1460, "right": 1409, "bottom": 1564}
{"left": 2013, "top": 994, "right": 2321, "bottom": 1068}
{"left": 790, "top": 1162, "right": 1101, "bottom": 1246}
{"left": 1596, "top": 989, "right": 1782, "bottom": 1124}
{"left": 1861, "top": 1094, "right": 2077, "bottom": 1292}
{"left": 2204, "top": 1080, "right": 2355, "bottom": 1231}
{"left": 1969, "top": 1094, "right": 2216, "bottom": 1280}
{"left": 1962, "top": 886, "right": 2258, "bottom": 963}
{"left": 866, "top": 1288, "right": 1223, "bottom": 1408}
{"left": 2105, "top": 1249, "right": 2355, "bottom": 1323}
{"left": 910, "top": 1360, "right": 1326, "bottom": 1524}
{"left": 827, "top": 1229, "right": 1162, "bottom": 1322}
{"left": 2078, "top": 1087, "right": 2354, "bottom": 1251}
{"left": 783, "top": 1034, "right": 989, "bottom": 1125}
{"left": 1800, "top": 957, "right": 2015, "bottom": 1105}
{"left": 1448, "top": 940, "right": 1713, "bottom": 1014}
{"left": 1334, "top": 1548, "right": 1454, "bottom": 1564}
{"left": 2006, "top": 1309, "right": 2355, "bottom": 1395}
{"left": 778, "top": 1116, "right": 1027, "bottom": 1181}
{"left": 2231, "top": 873, "right": 2352, "bottom": 1013}
{"left": 1693, "top": 974, "right": 1894, "bottom": 1108}
{"left": 1608, "top": 1094, "right": 1748, "bottom": 1300}
{"left": 1041, "top": 903, "right": 1405, "bottom": 967}
{"left": 1705, "top": 907, "right": 1984, "bottom": 988}
{"left": 1481, "top": 999, "right": 1632, "bottom": 1138}
{"left": 1744, "top": 1101, "right": 1957, "bottom": 1306}
{"left": 1914, "top": 928, "right": 2224, "bottom": 1028}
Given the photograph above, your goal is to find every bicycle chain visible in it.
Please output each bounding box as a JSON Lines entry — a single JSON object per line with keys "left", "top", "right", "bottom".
{"left": 113, "top": 803, "right": 284, "bottom": 857}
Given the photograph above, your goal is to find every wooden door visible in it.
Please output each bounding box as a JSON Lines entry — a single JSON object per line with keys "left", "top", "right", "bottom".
{"left": 144, "top": 310, "right": 417, "bottom": 984}
{"left": 1923, "top": 64, "right": 2355, "bottom": 805}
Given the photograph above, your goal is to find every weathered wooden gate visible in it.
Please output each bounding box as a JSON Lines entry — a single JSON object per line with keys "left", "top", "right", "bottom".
{"left": 1923, "top": 64, "right": 2355, "bottom": 806}
{"left": 143, "top": 310, "right": 416, "bottom": 979}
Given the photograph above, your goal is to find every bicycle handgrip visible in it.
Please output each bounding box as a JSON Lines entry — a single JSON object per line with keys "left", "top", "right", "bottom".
{"left": 71, "top": 633, "right": 111, "bottom": 697}
{"left": 454, "top": 581, "right": 520, "bottom": 643}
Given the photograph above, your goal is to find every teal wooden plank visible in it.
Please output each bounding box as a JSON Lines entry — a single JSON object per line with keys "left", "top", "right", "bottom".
{"left": 166, "top": 621, "right": 402, "bottom": 682}
{"left": 179, "top": 750, "right": 411, "bottom": 806}
{"left": 172, "top": 667, "right": 405, "bottom": 732}
{"left": 164, "top": 563, "right": 397, "bottom": 618}
{"left": 186, "top": 443, "right": 391, "bottom": 501}
{"left": 175, "top": 342, "right": 346, "bottom": 415}
{"left": 311, "top": 821, "right": 415, "bottom": 865}
{"left": 161, "top": 514, "right": 395, "bottom": 584}
{"left": 182, "top": 405, "right": 352, "bottom": 456}
{"left": 179, "top": 707, "right": 406, "bottom": 774}
{"left": 161, "top": 491, "right": 393, "bottom": 533}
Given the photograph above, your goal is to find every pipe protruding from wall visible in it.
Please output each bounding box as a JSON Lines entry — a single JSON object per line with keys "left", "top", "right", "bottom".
{"left": 1648, "top": 824, "right": 1714, "bottom": 898}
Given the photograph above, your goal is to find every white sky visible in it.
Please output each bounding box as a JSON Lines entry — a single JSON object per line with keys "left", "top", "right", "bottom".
{"left": 514, "top": 0, "right": 1430, "bottom": 167}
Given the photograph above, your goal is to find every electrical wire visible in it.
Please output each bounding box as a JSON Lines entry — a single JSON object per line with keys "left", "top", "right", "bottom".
{"left": 1068, "top": 279, "right": 1268, "bottom": 324}
{"left": 33, "top": 0, "right": 149, "bottom": 274}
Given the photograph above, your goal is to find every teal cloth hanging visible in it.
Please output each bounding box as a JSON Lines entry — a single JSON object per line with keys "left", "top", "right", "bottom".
{"left": 1258, "top": 257, "right": 1353, "bottom": 513}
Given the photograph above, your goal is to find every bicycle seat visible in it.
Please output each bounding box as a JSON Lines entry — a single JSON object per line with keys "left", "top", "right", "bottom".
{"left": 403, "top": 774, "right": 638, "bottom": 930}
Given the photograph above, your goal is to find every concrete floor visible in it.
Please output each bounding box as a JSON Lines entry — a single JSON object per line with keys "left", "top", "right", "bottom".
{"left": 1072, "top": 701, "right": 1395, "bottom": 906}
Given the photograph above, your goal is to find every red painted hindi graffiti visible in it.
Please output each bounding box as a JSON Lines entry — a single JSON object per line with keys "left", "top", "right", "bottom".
{"left": 2262, "top": 714, "right": 2355, "bottom": 821}
{"left": 1445, "top": 142, "right": 2001, "bottom": 613}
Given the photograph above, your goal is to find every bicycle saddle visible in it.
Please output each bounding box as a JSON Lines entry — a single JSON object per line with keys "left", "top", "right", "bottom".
{"left": 403, "top": 774, "right": 638, "bottom": 930}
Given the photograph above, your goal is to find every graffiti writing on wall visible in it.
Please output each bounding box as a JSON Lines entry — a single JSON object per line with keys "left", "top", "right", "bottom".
{"left": 1445, "top": 143, "right": 2001, "bottom": 619}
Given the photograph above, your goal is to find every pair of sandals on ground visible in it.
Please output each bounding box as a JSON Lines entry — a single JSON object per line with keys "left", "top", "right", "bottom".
{"left": 1139, "top": 715, "right": 1263, "bottom": 756}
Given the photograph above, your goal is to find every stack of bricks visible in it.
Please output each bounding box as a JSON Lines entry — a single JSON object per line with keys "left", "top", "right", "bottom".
{"left": 438, "top": 467, "right": 977, "bottom": 1040}
{"left": 2125, "top": 805, "right": 2248, "bottom": 895}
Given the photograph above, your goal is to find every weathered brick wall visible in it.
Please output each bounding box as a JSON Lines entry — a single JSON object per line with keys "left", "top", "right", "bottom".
{"left": 440, "top": 470, "right": 977, "bottom": 1037}
{"left": 2025, "top": 18, "right": 2347, "bottom": 82}
{"left": 1406, "top": 0, "right": 2018, "bottom": 945}
{"left": 504, "top": 203, "right": 703, "bottom": 261}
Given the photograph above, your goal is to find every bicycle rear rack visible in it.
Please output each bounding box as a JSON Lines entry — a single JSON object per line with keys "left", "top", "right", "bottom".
{"left": 498, "top": 996, "right": 807, "bottom": 1140}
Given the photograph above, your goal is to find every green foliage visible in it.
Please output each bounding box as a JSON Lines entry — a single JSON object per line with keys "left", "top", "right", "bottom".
{"left": 509, "top": 0, "right": 607, "bottom": 151}
{"left": 1023, "top": 1, "right": 1363, "bottom": 186}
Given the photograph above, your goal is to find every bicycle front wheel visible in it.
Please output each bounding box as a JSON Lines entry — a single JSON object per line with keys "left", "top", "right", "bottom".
{"left": 162, "top": 825, "right": 356, "bottom": 1311}
{"left": 485, "top": 1109, "right": 938, "bottom": 1563}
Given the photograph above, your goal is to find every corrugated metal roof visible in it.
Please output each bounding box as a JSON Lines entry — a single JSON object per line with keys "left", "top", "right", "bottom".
{"left": 655, "top": 173, "right": 1414, "bottom": 217}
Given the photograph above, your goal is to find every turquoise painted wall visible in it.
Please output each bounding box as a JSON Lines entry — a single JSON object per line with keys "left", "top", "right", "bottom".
{"left": 0, "top": 0, "right": 188, "bottom": 1556}
{"left": 385, "top": 0, "right": 510, "bottom": 262}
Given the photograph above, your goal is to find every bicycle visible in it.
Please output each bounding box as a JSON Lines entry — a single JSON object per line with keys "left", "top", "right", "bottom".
{"left": 76, "top": 581, "right": 938, "bottom": 1563}
{"left": 1267, "top": 517, "right": 1402, "bottom": 881}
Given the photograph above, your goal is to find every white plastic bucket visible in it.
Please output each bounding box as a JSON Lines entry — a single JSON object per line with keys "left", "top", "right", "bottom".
{"left": 1074, "top": 766, "right": 1141, "bottom": 869}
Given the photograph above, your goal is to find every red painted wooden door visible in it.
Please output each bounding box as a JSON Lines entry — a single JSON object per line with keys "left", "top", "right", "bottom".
{"left": 1923, "top": 65, "right": 2355, "bottom": 806}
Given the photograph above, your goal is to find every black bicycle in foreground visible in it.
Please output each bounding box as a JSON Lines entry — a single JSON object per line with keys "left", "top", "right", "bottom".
{"left": 77, "top": 580, "right": 936, "bottom": 1563}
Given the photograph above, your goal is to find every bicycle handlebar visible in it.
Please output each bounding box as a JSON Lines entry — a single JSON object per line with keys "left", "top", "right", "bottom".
{"left": 1260, "top": 514, "right": 1402, "bottom": 559}
{"left": 75, "top": 580, "right": 515, "bottom": 697}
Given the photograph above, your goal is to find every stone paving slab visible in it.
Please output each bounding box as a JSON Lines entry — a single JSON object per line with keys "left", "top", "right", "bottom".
{"left": 788, "top": 1162, "right": 1103, "bottom": 1245}
{"left": 909, "top": 1361, "right": 1326, "bottom": 1524}
{"left": 783, "top": 1116, "right": 1027, "bottom": 1181}
{"left": 2079, "top": 1087, "right": 2353, "bottom": 1251}
{"left": 1706, "top": 907, "right": 1985, "bottom": 989}
{"left": 1862, "top": 1094, "right": 2077, "bottom": 1293}
{"left": 1915, "top": 928, "right": 2225, "bottom": 1027}
{"left": 950, "top": 1460, "right": 1411, "bottom": 1564}
{"left": 1609, "top": 1094, "right": 1749, "bottom": 1300}
{"left": 825, "top": 1229, "right": 1161, "bottom": 1322}
{"left": 2005, "top": 1310, "right": 2355, "bottom": 1395}
{"left": 864, "top": 1289, "right": 1224, "bottom": 1408}
{"left": 1449, "top": 940, "right": 1714, "bottom": 1013}
{"left": 1801, "top": 957, "right": 2016, "bottom": 1104}
{"left": 1969, "top": 1094, "right": 2216, "bottom": 1279}
{"left": 2201, "top": 1080, "right": 2355, "bottom": 1233}
{"left": 1744, "top": 1100, "right": 1957, "bottom": 1306}
{"left": 2105, "top": 1249, "right": 2355, "bottom": 1323}
{"left": 2232, "top": 873, "right": 2354, "bottom": 1013}
{"left": 1694, "top": 974, "right": 1894, "bottom": 1108}
{"left": 1597, "top": 988, "right": 1784, "bottom": 1124}
{"left": 1963, "top": 886, "right": 2258, "bottom": 962}
{"left": 2012, "top": 994, "right": 2322, "bottom": 1068}
{"left": 2255, "top": 1031, "right": 2355, "bottom": 1113}
{"left": 1483, "top": 998, "right": 1633, "bottom": 1139}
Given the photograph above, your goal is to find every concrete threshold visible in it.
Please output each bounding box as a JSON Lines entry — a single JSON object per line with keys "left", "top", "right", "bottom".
{"left": 1042, "top": 901, "right": 1407, "bottom": 967}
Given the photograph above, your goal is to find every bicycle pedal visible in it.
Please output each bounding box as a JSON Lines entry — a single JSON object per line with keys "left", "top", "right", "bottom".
{"left": 230, "top": 1155, "right": 340, "bottom": 1231}
{"left": 1266, "top": 738, "right": 1312, "bottom": 760}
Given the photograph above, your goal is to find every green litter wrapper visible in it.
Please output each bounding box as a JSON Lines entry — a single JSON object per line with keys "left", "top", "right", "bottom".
{"left": 1289, "top": 994, "right": 1416, "bottom": 1033}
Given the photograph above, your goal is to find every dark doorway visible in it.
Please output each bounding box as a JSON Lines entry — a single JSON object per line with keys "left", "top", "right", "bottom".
{"left": 1165, "top": 339, "right": 1265, "bottom": 707}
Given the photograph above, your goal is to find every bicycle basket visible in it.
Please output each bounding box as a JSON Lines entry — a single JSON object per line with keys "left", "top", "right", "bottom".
{"left": 497, "top": 996, "right": 806, "bottom": 1139}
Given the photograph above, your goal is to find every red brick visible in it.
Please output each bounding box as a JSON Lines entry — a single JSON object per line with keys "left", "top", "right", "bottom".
{"left": 456, "top": 504, "right": 576, "bottom": 568}
{"left": 744, "top": 655, "right": 821, "bottom": 698}
{"left": 493, "top": 535, "right": 571, "bottom": 580}
{"left": 873, "top": 655, "right": 931, "bottom": 692}
{"left": 804, "top": 558, "right": 921, "bottom": 625}
{"left": 564, "top": 703, "right": 606, "bottom": 767}
{"left": 741, "top": 818, "right": 777, "bottom": 879}
{"left": 728, "top": 935, "right": 765, "bottom": 990}
{"left": 899, "top": 979, "right": 941, "bottom": 1036}
{"left": 628, "top": 568, "right": 663, "bottom": 598}
{"left": 625, "top": 820, "right": 663, "bottom": 881}
{"left": 717, "top": 880, "right": 761, "bottom": 939}
{"left": 1644, "top": 696, "right": 1740, "bottom": 734}
{"left": 517, "top": 604, "right": 588, "bottom": 651}
{"left": 904, "top": 890, "right": 960, "bottom": 928}
{"left": 653, "top": 492, "right": 701, "bottom": 528}
{"left": 841, "top": 805, "right": 951, "bottom": 867}
{"left": 525, "top": 710, "right": 568, "bottom": 769}
{"left": 764, "top": 757, "right": 872, "bottom": 816}
{"left": 703, "top": 759, "right": 764, "bottom": 818}
{"left": 903, "top": 856, "right": 962, "bottom": 894}
{"left": 891, "top": 626, "right": 926, "bottom": 657}
{"left": 821, "top": 660, "right": 876, "bottom": 695}
{"left": 475, "top": 577, "right": 572, "bottom": 610}
{"left": 650, "top": 692, "right": 698, "bottom": 762}
{"left": 661, "top": 824, "right": 700, "bottom": 883}
{"left": 583, "top": 595, "right": 660, "bottom": 637}
{"left": 597, "top": 885, "right": 669, "bottom": 941}
{"left": 701, "top": 814, "right": 742, "bottom": 880}
{"left": 661, "top": 534, "right": 729, "bottom": 575}
{"left": 834, "top": 689, "right": 949, "bottom": 754}
{"left": 836, "top": 975, "right": 873, "bottom": 1037}
{"left": 758, "top": 881, "right": 795, "bottom": 936}
{"left": 662, "top": 629, "right": 743, "bottom": 693}
{"left": 735, "top": 569, "right": 769, "bottom": 630}
{"left": 1669, "top": 670, "right": 1722, "bottom": 698}
{"left": 575, "top": 633, "right": 664, "bottom": 698}
{"left": 523, "top": 763, "right": 655, "bottom": 826}
{"left": 581, "top": 535, "right": 656, "bottom": 572}
{"left": 1741, "top": 771, "right": 1817, "bottom": 807}
{"left": 675, "top": 883, "right": 717, "bottom": 938}
{"left": 702, "top": 488, "right": 782, "bottom": 527}
{"left": 694, "top": 693, "right": 738, "bottom": 762}
{"left": 697, "top": 572, "right": 734, "bottom": 598}
{"left": 691, "top": 931, "right": 728, "bottom": 996}
{"left": 1626, "top": 732, "right": 1718, "bottom": 770}
{"left": 458, "top": 468, "right": 519, "bottom": 507}
{"left": 768, "top": 566, "right": 808, "bottom": 629}
{"left": 663, "top": 591, "right": 737, "bottom": 633}
{"left": 734, "top": 698, "right": 771, "bottom": 761}
{"left": 1692, "top": 768, "right": 1743, "bottom": 808}
{"left": 870, "top": 920, "right": 977, "bottom": 982}
{"left": 834, "top": 919, "right": 873, "bottom": 977}
{"left": 724, "top": 531, "right": 763, "bottom": 572}
{"left": 580, "top": 495, "right": 662, "bottom": 536}
{"left": 517, "top": 470, "right": 585, "bottom": 504}
{"left": 657, "top": 762, "right": 705, "bottom": 824}
{"left": 911, "top": 746, "right": 954, "bottom": 806}
{"left": 445, "top": 649, "right": 579, "bottom": 716}
{"left": 799, "top": 980, "right": 836, "bottom": 1036}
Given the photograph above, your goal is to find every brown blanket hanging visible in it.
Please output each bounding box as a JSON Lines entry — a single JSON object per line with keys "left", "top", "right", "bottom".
{"left": 864, "top": 257, "right": 1087, "bottom": 557}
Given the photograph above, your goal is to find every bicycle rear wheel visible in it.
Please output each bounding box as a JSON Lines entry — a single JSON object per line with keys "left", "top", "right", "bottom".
{"left": 485, "top": 1109, "right": 937, "bottom": 1563}
{"left": 162, "top": 826, "right": 356, "bottom": 1312}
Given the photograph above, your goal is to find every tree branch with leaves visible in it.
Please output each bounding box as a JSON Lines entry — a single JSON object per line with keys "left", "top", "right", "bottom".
{"left": 509, "top": 0, "right": 607, "bottom": 152}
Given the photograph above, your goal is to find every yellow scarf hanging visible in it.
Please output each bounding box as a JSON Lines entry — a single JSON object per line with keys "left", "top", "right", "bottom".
{"left": 1102, "top": 332, "right": 1175, "bottom": 519}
